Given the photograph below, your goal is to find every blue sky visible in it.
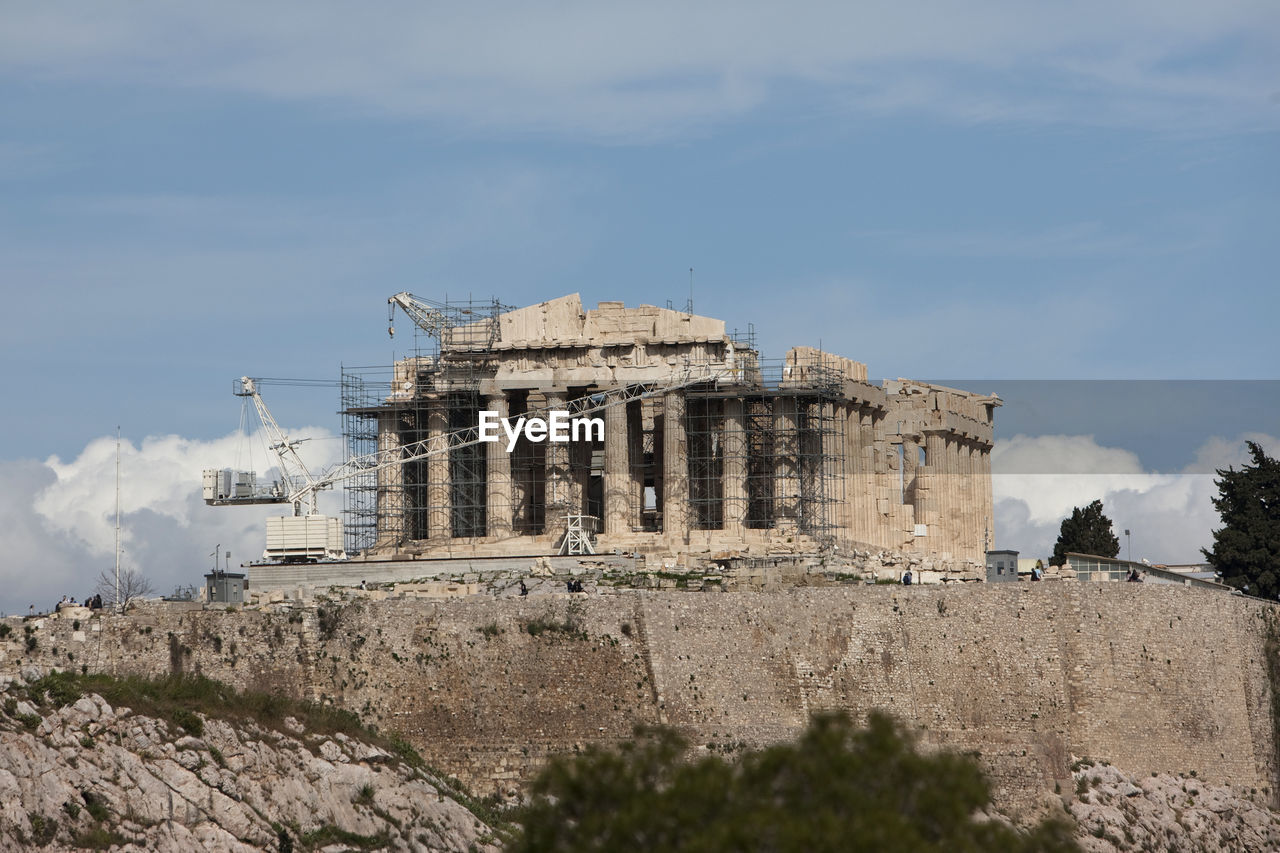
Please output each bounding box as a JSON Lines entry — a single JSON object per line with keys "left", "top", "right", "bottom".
{"left": 1, "top": 3, "right": 1277, "bottom": 611}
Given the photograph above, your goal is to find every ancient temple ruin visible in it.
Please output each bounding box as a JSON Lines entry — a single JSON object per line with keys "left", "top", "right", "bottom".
{"left": 341, "top": 294, "right": 999, "bottom": 567}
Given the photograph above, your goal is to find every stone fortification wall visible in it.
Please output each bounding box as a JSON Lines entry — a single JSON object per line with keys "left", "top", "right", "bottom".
{"left": 2, "top": 583, "right": 1274, "bottom": 816}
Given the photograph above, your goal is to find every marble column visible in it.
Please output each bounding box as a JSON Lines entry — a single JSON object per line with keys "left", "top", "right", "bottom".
{"left": 426, "top": 399, "right": 450, "bottom": 540}
{"left": 860, "top": 409, "right": 876, "bottom": 545}
{"left": 627, "top": 401, "right": 644, "bottom": 529}
{"left": 722, "top": 397, "right": 747, "bottom": 534}
{"left": 543, "top": 391, "right": 571, "bottom": 539}
{"left": 902, "top": 436, "right": 919, "bottom": 506}
{"left": 604, "top": 400, "right": 630, "bottom": 535}
{"left": 662, "top": 392, "right": 688, "bottom": 541}
{"left": 934, "top": 434, "right": 953, "bottom": 554}
{"left": 980, "top": 441, "right": 994, "bottom": 554}
{"left": 773, "top": 398, "right": 799, "bottom": 527}
{"left": 962, "top": 439, "right": 978, "bottom": 560}
{"left": 376, "top": 411, "right": 404, "bottom": 547}
{"left": 920, "top": 431, "right": 945, "bottom": 547}
{"left": 820, "top": 400, "right": 843, "bottom": 534}
{"left": 485, "top": 392, "right": 512, "bottom": 539}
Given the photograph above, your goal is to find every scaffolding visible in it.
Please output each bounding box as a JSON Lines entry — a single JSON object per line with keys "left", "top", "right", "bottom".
{"left": 685, "top": 355, "right": 846, "bottom": 544}
{"left": 340, "top": 367, "right": 389, "bottom": 555}
{"left": 346, "top": 293, "right": 851, "bottom": 556}
{"left": 343, "top": 295, "right": 512, "bottom": 555}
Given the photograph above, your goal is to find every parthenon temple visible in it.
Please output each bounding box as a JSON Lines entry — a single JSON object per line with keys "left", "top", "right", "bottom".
{"left": 341, "top": 294, "right": 1000, "bottom": 567}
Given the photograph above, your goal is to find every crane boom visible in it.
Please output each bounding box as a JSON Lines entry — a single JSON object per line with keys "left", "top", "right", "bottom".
{"left": 202, "top": 378, "right": 331, "bottom": 515}
{"left": 388, "top": 292, "right": 450, "bottom": 339}
{"left": 234, "top": 377, "right": 328, "bottom": 515}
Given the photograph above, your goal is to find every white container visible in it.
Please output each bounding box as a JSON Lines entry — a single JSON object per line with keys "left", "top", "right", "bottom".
{"left": 232, "top": 470, "right": 257, "bottom": 498}
{"left": 202, "top": 468, "right": 235, "bottom": 501}
{"left": 264, "top": 515, "right": 346, "bottom": 562}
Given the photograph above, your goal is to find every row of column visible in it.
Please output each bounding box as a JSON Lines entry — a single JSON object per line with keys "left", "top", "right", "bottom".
{"left": 917, "top": 431, "right": 991, "bottom": 561}
{"left": 376, "top": 391, "right": 991, "bottom": 559}
{"left": 397, "top": 391, "right": 686, "bottom": 542}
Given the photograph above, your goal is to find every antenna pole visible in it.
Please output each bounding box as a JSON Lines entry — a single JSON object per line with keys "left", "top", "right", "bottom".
{"left": 115, "top": 426, "right": 121, "bottom": 611}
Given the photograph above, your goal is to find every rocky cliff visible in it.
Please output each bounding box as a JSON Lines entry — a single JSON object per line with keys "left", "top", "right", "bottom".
{"left": 3, "top": 581, "right": 1277, "bottom": 822}
{"left": 1069, "top": 760, "right": 1280, "bottom": 852}
{"left": 0, "top": 673, "right": 498, "bottom": 852}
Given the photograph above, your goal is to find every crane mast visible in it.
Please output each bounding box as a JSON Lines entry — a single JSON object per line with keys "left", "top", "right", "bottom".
{"left": 233, "top": 377, "right": 326, "bottom": 516}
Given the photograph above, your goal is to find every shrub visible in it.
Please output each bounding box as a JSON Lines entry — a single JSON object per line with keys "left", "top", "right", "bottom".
{"left": 28, "top": 814, "right": 57, "bottom": 846}
{"left": 514, "top": 712, "right": 1081, "bottom": 853}
{"left": 82, "top": 792, "right": 110, "bottom": 823}
{"left": 300, "top": 825, "right": 388, "bottom": 850}
{"left": 523, "top": 614, "right": 585, "bottom": 640}
{"left": 72, "top": 826, "right": 127, "bottom": 850}
{"left": 170, "top": 708, "right": 204, "bottom": 737}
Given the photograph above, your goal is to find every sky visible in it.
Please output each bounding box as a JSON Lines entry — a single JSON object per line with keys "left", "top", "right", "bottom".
{"left": 1, "top": 2, "right": 1277, "bottom": 613}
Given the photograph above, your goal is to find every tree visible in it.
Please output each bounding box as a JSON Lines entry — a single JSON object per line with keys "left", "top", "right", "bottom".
{"left": 1051, "top": 499, "right": 1119, "bottom": 566}
{"left": 513, "top": 711, "right": 1079, "bottom": 853}
{"left": 94, "top": 568, "right": 155, "bottom": 611}
{"left": 1203, "top": 441, "right": 1280, "bottom": 599}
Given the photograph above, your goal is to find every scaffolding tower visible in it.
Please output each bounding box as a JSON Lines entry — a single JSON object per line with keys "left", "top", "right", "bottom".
{"left": 685, "top": 356, "right": 846, "bottom": 545}
{"left": 344, "top": 294, "right": 851, "bottom": 556}
{"left": 343, "top": 295, "right": 512, "bottom": 556}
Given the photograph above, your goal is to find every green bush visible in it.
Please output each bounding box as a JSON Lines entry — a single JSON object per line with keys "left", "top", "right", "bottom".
{"left": 523, "top": 614, "right": 585, "bottom": 640}
{"left": 82, "top": 792, "right": 110, "bottom": 823}
{"left": 299, "top": 825, "right": 388, "bottom": 850}
{"left": 72, "top": 826, "right": 126, "bottom": 850}
{"left": 170, "top": 707, "right": 204, "bottom": 737}
{"left": 28, "top": 814, "right": 57, "bottom": 846}
{"left": 513, "top": 711, "right": 1081, "bottom": 853}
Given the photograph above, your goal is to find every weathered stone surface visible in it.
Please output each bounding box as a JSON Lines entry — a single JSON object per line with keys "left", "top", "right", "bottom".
{"left": 0, "top": 689, "right": 497, "bottom": 852}
{"left": 1069, "top": 760, "right": 1280, "bottom": 852}
{"left": 2, "top": 581, "right": 1274, "bottom": 824}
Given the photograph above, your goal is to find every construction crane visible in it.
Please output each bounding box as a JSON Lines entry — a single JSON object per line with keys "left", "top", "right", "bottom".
{"left": 205, "top": 364, "right": 728, "bottom": 561}
{"left": 387, "top": 292, "right": 449, "bottom": 340}
{"left": 201, "top": 377, "right": 330, "bottom": 516}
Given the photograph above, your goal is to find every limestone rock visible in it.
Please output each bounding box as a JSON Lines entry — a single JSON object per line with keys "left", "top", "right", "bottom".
{"left": 0, "top": 688, "right": 499, "bottom": 852}
{"left": 1069, "top": 760, "right": 1280, "bottom": 853}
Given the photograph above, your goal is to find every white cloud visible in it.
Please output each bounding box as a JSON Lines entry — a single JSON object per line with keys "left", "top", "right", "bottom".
{"left": 992, "top": 432, "right": 1279, "bottom": 563}
{"left": 0, "top": 2, "right": 1274, "bottom": 138}
{"left": 0, "top": 427, "right": 342, "bottom": 616}
{"left": 992, "top": 434, "right": 1155, "bottom": 524}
